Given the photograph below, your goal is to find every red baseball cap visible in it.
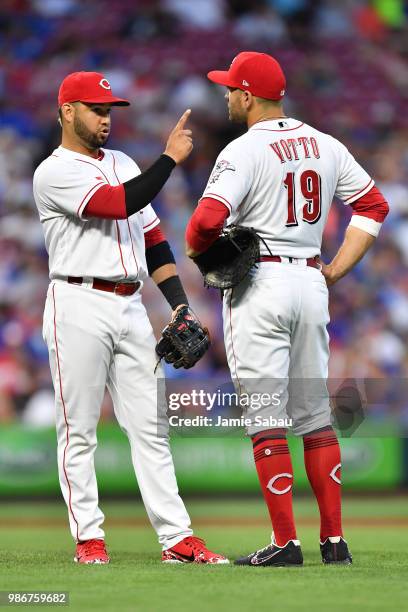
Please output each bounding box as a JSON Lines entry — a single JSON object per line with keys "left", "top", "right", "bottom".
{"left": 207, "top": 52, "right": 286, "bottom": 100}
{"left": 58, "top": 71, "right": 130, "bottom": 107}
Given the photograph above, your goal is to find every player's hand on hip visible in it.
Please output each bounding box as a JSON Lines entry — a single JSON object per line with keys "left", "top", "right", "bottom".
{"left": 320, "top": 260, "right": 337, "bottom": 286}
{"left": 164, "top": 109, "right": 193, "bottom": 164}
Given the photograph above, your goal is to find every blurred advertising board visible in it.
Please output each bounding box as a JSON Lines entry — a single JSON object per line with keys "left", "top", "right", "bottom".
{"left": 0, "top": 424, "right": 403, "bottom": 495}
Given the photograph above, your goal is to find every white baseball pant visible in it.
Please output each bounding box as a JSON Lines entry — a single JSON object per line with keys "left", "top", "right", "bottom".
{"left": 223, "top": 259, "right": 332, "bottom": 436}
{"left": 43, "top": 280, "right": 192, "bottom": 549}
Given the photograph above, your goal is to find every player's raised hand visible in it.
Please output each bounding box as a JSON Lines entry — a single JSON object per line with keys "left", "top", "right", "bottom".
{"left": 164, "top": 109, "right": 193, "bottom": 164}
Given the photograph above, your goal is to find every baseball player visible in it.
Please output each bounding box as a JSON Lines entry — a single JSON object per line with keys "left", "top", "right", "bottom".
{"left": 33, "top": 71, "right": 228, "bottom": 565}
{"left": 185, "top": 52, "right": 389, "bottom": 566}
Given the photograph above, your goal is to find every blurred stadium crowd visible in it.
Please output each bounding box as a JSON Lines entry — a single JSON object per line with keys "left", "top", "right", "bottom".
{"left": 0, "top": 0, "right": 407, "bottom": 424}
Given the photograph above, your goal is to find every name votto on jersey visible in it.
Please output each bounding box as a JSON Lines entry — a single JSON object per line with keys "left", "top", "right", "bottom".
{"left": 270, "top": 137, "right": 320, "bottom": 164}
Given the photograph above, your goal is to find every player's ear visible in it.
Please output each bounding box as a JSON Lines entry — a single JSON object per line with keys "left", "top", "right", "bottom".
{"left": 60, "top": 102, "right": 75, "bottom": 124}
{"left": 242, "top": 90, "right": 253, "bottom": 109}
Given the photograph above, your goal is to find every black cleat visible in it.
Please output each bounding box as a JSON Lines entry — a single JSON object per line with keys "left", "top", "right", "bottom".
{"left": 234, "top": 540, "right": 303, "bottom": 567}
{"left": 320, "top": 537, "right": 352, "bottom": 564}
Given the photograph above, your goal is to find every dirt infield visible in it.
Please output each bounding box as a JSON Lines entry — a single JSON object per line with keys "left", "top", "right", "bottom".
{"left": 0, "top": 516, "right": 406, "bottom": 528}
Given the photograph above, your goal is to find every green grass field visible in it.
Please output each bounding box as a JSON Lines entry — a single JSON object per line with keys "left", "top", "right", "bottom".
{"left": 0, "top": 497, "right": 407, "bottom": 611}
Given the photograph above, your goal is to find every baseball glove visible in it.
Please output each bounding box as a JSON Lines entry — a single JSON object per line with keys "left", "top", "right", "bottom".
{"left": 192, "top": 225, "right": 260, "bottom": 290}
{"left": 155, "top": 306, "right": 210, "bottom": 370}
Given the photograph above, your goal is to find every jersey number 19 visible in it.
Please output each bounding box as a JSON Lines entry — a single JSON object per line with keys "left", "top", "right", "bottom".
{"left": 284, "top": 170, "right": 322, "bottom": 226}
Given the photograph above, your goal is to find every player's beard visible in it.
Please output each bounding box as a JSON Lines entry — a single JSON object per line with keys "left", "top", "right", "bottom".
{"left": 73, "top": 115, "right": 109, "bottom": 149}
{"left": 228, "top": 99, "right": 247, "bottom": 123}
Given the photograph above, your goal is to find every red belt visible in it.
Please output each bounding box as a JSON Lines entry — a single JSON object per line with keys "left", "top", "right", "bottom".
{"left": 67, "top": 276, "right": 141, "bottom": 296}
{"left": 260, "top": 255, "right": 321, "bottom": 270}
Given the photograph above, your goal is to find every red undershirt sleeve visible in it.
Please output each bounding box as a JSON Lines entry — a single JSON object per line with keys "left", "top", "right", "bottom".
{"left": 144, "top": 225, "right": 166, "bottom": 249}
{"left": 83, "top": 184, "right": 127, "bottom": 219}
{"left": 186, "top": 197, "right": 230, "bottom": 253}
{"left": 349, "top": 185, "right": 389, "bottom": 237}
{"left": 350, "top": 185, "right": 389, "bottom": 221}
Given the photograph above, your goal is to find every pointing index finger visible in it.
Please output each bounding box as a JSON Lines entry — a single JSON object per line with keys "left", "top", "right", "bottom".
{"left": 176, "top": 109, "right": 191, "bottom": 129}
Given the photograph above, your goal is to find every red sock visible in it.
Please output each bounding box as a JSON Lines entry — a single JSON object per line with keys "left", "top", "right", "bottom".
{"left": 303, "top": 426, "right": 343, "bottom": 541}
{"left": 252, "top": 429, "right": 297, "bottom": 547}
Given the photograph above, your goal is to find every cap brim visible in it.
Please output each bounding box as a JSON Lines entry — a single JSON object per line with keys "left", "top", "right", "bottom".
{"left": 207, "top": 70, "right": 235, "bottom": 88}
{"left": 79, "top": 95, "right": 130, "bottom": 106}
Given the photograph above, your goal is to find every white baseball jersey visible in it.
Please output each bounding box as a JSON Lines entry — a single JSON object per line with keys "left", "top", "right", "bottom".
{"left": 202, "top": 118, "right": 375, "bottom": 258}
{"left": 35, "top": 144, "right": 193, "bottom": 548}
{"left": 33, "top": 145, "right": 160, "bottom": 281}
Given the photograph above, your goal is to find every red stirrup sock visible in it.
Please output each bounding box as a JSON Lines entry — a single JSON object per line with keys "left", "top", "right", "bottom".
{"left": 252, "top": 429, "right": 297, "bottom": 547}
{"left": 303, "top": 426, "right": 343, "bottom": 541}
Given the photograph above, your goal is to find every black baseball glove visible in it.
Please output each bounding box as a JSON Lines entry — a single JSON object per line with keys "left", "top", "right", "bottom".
{"left": 155, "top": 306, "right": 210, "bottom": 370}
{"left": 192, "top": 225, "right": 260, "bottom": 290}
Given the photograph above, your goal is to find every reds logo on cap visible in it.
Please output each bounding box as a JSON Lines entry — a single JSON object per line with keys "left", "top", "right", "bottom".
{"left": 99, "top": 78, "right": 111, "bottom": 90}
{"left": 58, "top": 71, "right": 130, "bottom": 107}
